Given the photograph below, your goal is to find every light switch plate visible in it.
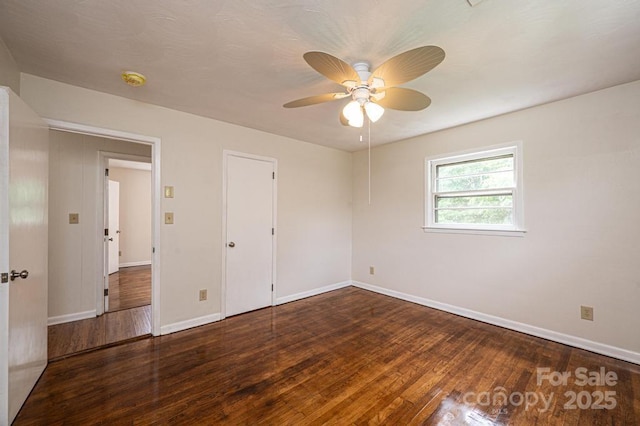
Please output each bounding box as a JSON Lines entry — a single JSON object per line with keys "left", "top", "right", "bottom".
{"left": 69, "top": 213, "right": 79, "bottom": 224}
{"left": 165, "top": 212, "right": 174, "bottom": 224}
{"left": 164, "top": 186, "right": 174, "bottom": 198}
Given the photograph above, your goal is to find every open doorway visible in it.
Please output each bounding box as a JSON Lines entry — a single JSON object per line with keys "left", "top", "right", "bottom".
{"left": 45, "top": 121, "right": 160, "bottom": 360}
{"left": 104, "top": 157, "right": 152, "bottom": 315}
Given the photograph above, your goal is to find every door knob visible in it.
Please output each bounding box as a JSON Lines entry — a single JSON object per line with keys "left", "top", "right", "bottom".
{"left": 108, "top": 237, "right": 114, "bottom": 241}
{"left": 228, "top": 242, "right": 235, "bottom": 248}
{"left": 10, "top": 269, "right": 29, "bottom": 281}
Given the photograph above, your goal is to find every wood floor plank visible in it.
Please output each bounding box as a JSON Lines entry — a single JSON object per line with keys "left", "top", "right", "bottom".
{"left": 47, "top": 305, "right": 151, "bottom": 360}
{"left": 108, "top": 264, "right": 151, "bottom": 312}
{"left": 48, "top": 266, "right": 151, "bottom": 359}
{"left": 15, "top": 287, "right": 640, "bottom": 424}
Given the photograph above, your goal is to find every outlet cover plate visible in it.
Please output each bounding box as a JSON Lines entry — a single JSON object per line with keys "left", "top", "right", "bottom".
{"left": 580, "top": 305, "right": 594, "bottom": 321}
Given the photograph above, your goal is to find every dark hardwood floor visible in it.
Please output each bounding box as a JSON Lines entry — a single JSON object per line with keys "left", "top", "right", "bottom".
{"left": 47, "top": 305, "right": 151, "bottom": 360}
{"left": 108, "top": 264, "right": 152, "bottom": 312}
{"left": 47, "top": 265, "right": 152, "bottom": 360}
{"left": 19, "top": 287, "right": 640, "bottom": 424}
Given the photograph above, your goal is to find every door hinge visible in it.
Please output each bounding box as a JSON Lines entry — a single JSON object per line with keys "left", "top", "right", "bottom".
{"left": 272, "top": 172, "right": 275, "bottom": 179}
{"left": 153, "top": 247, "right": 155, "bottom": 253}
{"left": 104, "top": 288, "right": 109, "bottom": 296}
{"left": 272, "top": 228, "right": 274, "bottom": 235}
{"left": 104, "top": 228, "right": 109, "bottom": 236}
{"left": 105, "top": 168, "right": 109, "bottom": 177}
{"left": 271, "top": 284, "right": 274, "bottom": 291}
{"left": 1, "top": 273, "right": 8, "bottom": 284}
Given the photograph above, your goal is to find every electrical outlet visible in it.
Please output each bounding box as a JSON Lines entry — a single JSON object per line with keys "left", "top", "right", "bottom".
{"left": 164, "top": 212, "right": 174, "bottom": 224}
{"left": 164, "top": 186, "right": 174, "bottom": 198}
{"left": 369, "top": 266, "right": 375, "bottom": 275}
{"left": 69, "top": 213, "right": 79, "bottom": 224}
{"left": 580, "top": 305, "right": 594, "bottom": 321}
{"left": 199, "top": 289, "right": 207, "bottom": 301}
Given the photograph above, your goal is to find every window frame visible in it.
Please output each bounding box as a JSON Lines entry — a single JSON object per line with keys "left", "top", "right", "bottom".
{"left": 424, "top": 142, "right": 525, "bottom": 236}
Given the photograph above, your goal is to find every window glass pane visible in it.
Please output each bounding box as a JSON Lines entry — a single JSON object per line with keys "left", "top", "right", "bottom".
{"left": 436, "top": 194, "right": 512, "bottom": 209}
{"left": 426, "top": 146, "right": 521, "bottom": 231}
{"left": 436, "top": 155, "right": 513, "bottom": 179}
{"left": 436, "top": 170, "right": 514, "bottom": 192}
{"left": 435, "top": 208, "right": 513, "bottom": 225}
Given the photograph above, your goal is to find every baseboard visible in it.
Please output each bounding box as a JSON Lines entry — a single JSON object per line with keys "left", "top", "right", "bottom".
{"left": 352, "top": 281, "right": 640, "bottom": 365}
{"left": 48, "top": 310, "right": 96, "bottom": 326}
{"left": 119, "top": 261, "right": 152, "bottom": 268}
{"left": 276, "top": 281, "right": 351, "bottom": 305}
{"left": 159, "top": 282, "right": 349, "bottom": 335}
{"left": 160, "top": 313, "right": 221, "bottom": 335}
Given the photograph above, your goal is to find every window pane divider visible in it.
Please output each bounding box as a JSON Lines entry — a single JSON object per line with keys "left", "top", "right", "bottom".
{"left": 436, "top": 168, "right": 514, "bottom": 181}
{"left": 434, "top": 206, "right": 512, "bottom": 211}
{"left": 433, "top": 188, "right": 515, "bottom": 198}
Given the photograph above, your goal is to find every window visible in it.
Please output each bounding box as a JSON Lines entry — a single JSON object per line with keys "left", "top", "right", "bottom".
{"left": 425, "top": 143, "right": 524, "bottom": 234}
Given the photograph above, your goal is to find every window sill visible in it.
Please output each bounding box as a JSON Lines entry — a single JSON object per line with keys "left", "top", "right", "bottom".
{"left": 422, "top": 226, "right": 527, "bottom": 237}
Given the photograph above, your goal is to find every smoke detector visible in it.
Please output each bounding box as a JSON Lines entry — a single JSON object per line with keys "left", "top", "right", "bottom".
{"left": 121, "top": 71, "right": 146, "bottom": 87}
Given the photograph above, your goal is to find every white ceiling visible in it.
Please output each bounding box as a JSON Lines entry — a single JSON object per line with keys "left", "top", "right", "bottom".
{"left": 1, "top": 0, "right": 639, "bottom": 151}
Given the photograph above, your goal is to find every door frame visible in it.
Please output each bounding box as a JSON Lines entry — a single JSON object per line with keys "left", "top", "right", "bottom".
{"left": 100, "top": 152, "right": 152, "bottom": 314}
{"left": 45, "top": 119, "right": 162, "bottom": 336}
{"left": 221, "top": 150, "right": 277, "bottom": 320}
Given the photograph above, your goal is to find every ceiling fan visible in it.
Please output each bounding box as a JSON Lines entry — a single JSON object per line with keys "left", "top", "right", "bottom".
{"left": 283, "top": 46, "right": 445, "bottom": 128}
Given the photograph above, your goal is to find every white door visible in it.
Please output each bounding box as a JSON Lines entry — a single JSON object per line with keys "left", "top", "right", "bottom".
{"left": 225, "top": 154, "right": 275, "bottom": 317}
{"left": 0, "top": 87, "right": 49, "bottom": 424}
{"left": 107, "top": 179, "right": 120, "bottom": 275}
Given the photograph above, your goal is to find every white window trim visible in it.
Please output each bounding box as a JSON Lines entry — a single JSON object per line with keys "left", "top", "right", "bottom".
{"left": 423, "top": 141, "right": 526, "bottom": 237}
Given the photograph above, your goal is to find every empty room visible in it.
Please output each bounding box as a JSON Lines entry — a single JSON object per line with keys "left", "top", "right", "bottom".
{"left": 0, "top": 1, "right": 639, "bottom": 424}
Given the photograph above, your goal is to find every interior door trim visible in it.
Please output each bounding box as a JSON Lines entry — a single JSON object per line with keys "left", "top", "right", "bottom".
{"left": 44, "top": 119, "right": 162, "bottom": 336}
{"left": 221, "top": 150, "right": 278, "bottom": 320}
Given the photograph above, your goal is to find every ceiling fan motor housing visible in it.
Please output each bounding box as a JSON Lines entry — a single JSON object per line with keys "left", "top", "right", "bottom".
{"left": 352, "top": 87, "right": 371, "bottom": 104}
{"left": 350, "top": 62, "right": 373, "bottom": 104}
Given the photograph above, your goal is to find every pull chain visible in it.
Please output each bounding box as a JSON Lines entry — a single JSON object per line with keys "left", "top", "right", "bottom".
{"left": 368, "top": 117, "right": 371, "bottom": 206}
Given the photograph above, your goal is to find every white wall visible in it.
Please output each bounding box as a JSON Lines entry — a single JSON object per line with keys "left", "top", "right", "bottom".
{"left": 0, "top": 36, "right": 20, "bottom": 94}
{"left": 22, "top": 74, "right": 352, "bottom": 329}
{"left": 109, "top": 167, "right": 152, "bottom": 267}
{"left": 48, "top": 130, "right": 151, "bottom": 322}
{"left": 352, "top": 80, "right": 640, "bottom": 360}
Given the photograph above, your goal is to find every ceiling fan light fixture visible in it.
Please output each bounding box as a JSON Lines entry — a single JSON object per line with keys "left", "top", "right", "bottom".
{"left": 364, "top": 102, "right": 384, "bottom": 123}
{"left": 348, "top": 114, "right": 364, "bottom": 128}
{"left": 343, "top": 100, "right": 364, "bottom": 127}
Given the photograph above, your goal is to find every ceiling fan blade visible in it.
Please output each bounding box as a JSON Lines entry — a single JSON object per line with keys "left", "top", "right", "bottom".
{"left": 374, "top": 87, "right": 431, "bottom": 111}
{"left": 304, "top": 51, "right": 361, "bottom": 87}
{"left": 283, "top": 92, "right": 349, "bottom": 108}
{"left": 369, "top": 46, "right": 445, "bottom": 88}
